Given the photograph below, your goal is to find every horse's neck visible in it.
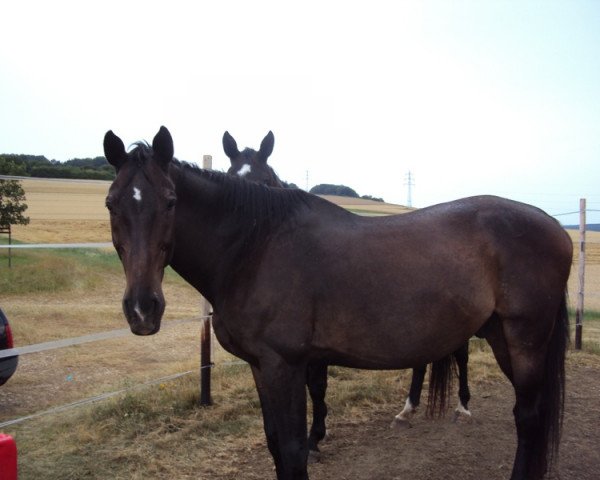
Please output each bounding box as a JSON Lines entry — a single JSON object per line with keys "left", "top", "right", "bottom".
{"left": 168, "top": 168, "right": 254, "bottom": 305}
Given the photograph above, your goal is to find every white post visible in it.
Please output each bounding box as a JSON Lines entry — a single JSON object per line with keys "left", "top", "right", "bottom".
{"left": 575, "top": 198, "right": 586, "bottom": 350}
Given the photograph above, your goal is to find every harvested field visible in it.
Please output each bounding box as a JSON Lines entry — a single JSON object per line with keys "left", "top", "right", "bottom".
{"left": 1, "top": 177, "right": 599, "bottom": 479}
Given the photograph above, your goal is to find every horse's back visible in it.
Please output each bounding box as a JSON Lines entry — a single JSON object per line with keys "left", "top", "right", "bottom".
{"left": 237, "top": 194, "right": 571, "bottom": 369}
{"left": 289, "top": 195, "right": 570, "bottom": 366}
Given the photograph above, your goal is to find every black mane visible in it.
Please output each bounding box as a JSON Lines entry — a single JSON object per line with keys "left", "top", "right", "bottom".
{"left": 128, "top": 141, "right": 152, "bottom": 166}
{"left": 124, "top": 143, "right": 314, "bottom": 256}
{"left": 173, "top": 160, "right": 313, "bottom": 283}
{"left": 175, "top": 160, "right": 309, "bottom": 226}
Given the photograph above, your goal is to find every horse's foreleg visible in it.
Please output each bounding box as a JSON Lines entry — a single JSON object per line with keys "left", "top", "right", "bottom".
{"left": 453, "top": 343, "right": 472, "bottom": 421}
{"left": 392, "top": 365, "right": 426, "bottom": 428}
{"left": 306, "top": 362, "right": 328, "bottom": 458}
{"left": 251, "top": 365, "right": 282, "bottom": 469}
{"left": 253, "top": 357, "right": 309, "bottom": 480}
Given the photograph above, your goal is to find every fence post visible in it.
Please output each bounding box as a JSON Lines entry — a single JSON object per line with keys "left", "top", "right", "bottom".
{"left": 199, "top": 154, "right": 214, "bottom": 406}
{"left": 575, "top": 198, "right": 586, "bottom": 350}
{"left": 199, "top": 298, "right": 213, "bottom": 406}
{"left": 0, "top": 225, "right": 11, "bottom": 268}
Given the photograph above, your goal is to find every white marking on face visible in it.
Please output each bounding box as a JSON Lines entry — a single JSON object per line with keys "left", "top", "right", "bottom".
{"left": 133, "top": 187, "right": 142, "bottom": 202}
{"left": 237, "top": 164, "right": 252, "bottom": 177}
{"left": 134, "top": 303, "right": 145, "bottom": 322}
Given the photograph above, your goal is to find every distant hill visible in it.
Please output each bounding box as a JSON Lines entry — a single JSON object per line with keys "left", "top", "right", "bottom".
{"left": 563, "top": 224, "right": 600, "bottom": 232}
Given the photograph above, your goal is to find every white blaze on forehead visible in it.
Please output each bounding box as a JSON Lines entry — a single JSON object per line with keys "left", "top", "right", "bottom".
{"left": 133, "top": 187, "right": 142, "bottom": 202}
{"left": 237, "top": 164, "right": 252, "bottom": 177}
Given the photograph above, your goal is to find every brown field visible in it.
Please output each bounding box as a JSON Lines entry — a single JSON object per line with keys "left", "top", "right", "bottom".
{"left": 9, "top": 178, "right": 112, "bottom": 243}
{"left": 9, "top": 177, "right": 600, "bottom": 311}
{"left": 1, "top": 178, "right": 599, "bottom": 479}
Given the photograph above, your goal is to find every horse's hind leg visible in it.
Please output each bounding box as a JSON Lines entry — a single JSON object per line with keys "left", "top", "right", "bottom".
{"left": 392, "top": 365, "right": 426, "bottom": 428}
{"left": 485, "top": 306, "right": 567, "bottom": 480}
{"left": 453, "top": 343, "right": 472, "bottom": 421}
{"left": 307, "top": 362, "right": 328, "bottom": 458}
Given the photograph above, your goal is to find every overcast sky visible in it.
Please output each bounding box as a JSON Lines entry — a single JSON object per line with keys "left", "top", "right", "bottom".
{"left": 1, "top": 1, "right": 598, "bottom": 224}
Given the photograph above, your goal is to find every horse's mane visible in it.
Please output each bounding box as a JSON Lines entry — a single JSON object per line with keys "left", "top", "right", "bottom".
{"left": 173, "top": 159, "right": 313, "bottom": 279}
{"left": 129, "top": 141, "right": 152, "bottom": 166}
{"left": 175, "top": 159, "right": 308, "bottom": 224}
{"left": 125, "top": 143, "right": 313, "bottom": 258}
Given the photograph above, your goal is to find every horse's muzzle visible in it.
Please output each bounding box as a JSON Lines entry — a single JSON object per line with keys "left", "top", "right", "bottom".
{"left": 122, "top": 292, "right": 165, "bottom": 336}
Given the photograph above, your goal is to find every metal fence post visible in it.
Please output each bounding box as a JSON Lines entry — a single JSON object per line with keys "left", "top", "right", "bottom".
{"left": 199, "top": 298, "right": 213, "bottom": 406}
{"left": 199, "top": 154, "right": 214, "bottom": 406}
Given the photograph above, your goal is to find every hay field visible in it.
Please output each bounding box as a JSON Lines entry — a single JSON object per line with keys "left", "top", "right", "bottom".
{"left": 319, "top": 195, "right": 414, "bottom": 215}
{"left": 2, "top": 178, "right": 599, "bottom": 480}
{"left": 9, "top": 179, "right": 413, "bottom": 243}
{"left": 10, "top": 177, "right": 112, "bottom": 243}
{"left": 8, "top": 177, "right": 600, "bottom": 310}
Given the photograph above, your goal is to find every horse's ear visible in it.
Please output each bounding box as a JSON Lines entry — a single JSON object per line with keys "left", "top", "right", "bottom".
{"left": 258, "top": 131, "right": 274, "bottom": 163}
{"left": 152, "top": 126, "right": 174, "bottom": 171}
{"left": 103, "top": 130, "right": 127, "bottom": 171}
{"left": 222, "top": 131, "right": 240, "bottom": 161}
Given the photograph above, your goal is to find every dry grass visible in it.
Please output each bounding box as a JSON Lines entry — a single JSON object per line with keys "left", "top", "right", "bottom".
{"left": 1, "top": 178, "right": 599, "bottom": 479}
{"left": 8, "top": 177, "right": 111, "bottom": 243}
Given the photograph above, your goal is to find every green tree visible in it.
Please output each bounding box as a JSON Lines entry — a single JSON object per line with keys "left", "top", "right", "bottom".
{"left": 0, "top": 156, "right": 28, "bottom": 176}
{"left": 310, "top": 184, "right": 359, "bottom": 197}
{"left": 0, "top": 179, "right": 30, "bottom": 228}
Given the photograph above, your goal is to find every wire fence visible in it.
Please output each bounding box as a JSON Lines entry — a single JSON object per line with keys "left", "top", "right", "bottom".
{"left": 1, "top": 222, "right": 599, "bottom": 428}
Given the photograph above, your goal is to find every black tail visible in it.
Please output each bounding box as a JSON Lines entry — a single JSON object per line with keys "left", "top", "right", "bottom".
{"left": 426, "top": 354, "right": 456, "bottom": 418}
{"left": 538, "top": 293, "right": 569, "bottom": 473}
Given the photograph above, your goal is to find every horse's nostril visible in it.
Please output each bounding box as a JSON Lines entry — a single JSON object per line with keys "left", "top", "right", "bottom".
{"left": 123, "top": 298, "right": 131, "bottom": 316}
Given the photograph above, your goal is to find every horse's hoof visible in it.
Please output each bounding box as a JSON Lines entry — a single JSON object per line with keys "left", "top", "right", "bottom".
{"left": 308, "top": 450, "right": 321, "bottom": 464}
{"left": 452, "top": 407, "right": 473, "bottom": 423}
{"left": 391, "top": 417, "right": 412, "bottom": 430}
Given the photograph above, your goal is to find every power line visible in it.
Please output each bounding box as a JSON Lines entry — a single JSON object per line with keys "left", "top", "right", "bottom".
{"left": 404, "top": 171, "right": 414, "bottom": 208}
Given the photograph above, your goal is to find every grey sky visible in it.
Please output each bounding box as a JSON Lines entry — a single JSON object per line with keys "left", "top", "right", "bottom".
{"left": 1, "top": 1, "right": 598, "bottom": 224}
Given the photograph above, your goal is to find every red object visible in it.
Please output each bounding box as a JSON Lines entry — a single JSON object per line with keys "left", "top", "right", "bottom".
{"left": 0, "top": 434, "right": 17, "bottom": 480}
{"left": 4, "top": 324, "right": 14, "bottom": 349}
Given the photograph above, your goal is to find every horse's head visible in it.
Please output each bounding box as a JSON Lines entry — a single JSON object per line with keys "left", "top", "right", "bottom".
{"left": 104, "top": 126, "right": 177, "bottom": 335}
{"left": 223, "top": 131, "right": 282, "bottom": 187}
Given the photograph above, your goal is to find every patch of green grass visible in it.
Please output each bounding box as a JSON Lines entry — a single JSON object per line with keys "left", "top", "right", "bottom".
{"left": 581, "top": 341, "right": 600, "bottom": 355}
{"left": 0, "top": 248, "right": 189, "bottom": 295}
{"left": 0, "top": 249, "right": 118, "bottom": 294}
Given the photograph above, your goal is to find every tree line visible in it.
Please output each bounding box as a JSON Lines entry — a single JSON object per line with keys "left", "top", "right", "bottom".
{"left": 0, "top": 154, "right": 115, "bottom": 180}
{"left": 0, "top": 155, "right": 384, "bottom": 201}
{"left": 310, "top": 184, "right": 384, "bottom": 202}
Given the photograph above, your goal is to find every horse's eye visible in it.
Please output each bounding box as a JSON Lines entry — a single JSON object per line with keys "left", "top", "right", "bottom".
{"left": 105, "top": 199, "right": 115, "bottom": 214}
{"left": 166, "top": 197, "right": 177, "bottom": 211}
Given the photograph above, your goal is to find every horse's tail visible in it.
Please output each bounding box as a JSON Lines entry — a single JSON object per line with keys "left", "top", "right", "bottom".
{"left": 426, "top": 354, "right": 456, "bottom": 418}
{"left": 538, "top": 292, "right": 569, "bottom": 473}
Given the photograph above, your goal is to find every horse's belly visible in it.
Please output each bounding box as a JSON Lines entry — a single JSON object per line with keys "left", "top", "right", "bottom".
{"left": 311, "top": 288, "right": 493, "bottom": 369}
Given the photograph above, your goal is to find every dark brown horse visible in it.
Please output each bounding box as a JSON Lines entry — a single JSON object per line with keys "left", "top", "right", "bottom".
{"left": 224, "top": 131, "right": 332, "bottom": 455}
{"left": 223, "top": 131, "right": 472, "bottom": 445}
{"left": 223, "top": 130, "right": 283, "bottom": 187}
{"left": 105, "top": 127, "right": 572, "bottom": 480}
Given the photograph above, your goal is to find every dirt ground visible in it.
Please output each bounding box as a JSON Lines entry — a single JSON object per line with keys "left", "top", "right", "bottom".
{"left": 3, "top": 178, "right": 600, "bottom": 479}
{"left": 202, "top": 356, "right": 600, "bottom": 480}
